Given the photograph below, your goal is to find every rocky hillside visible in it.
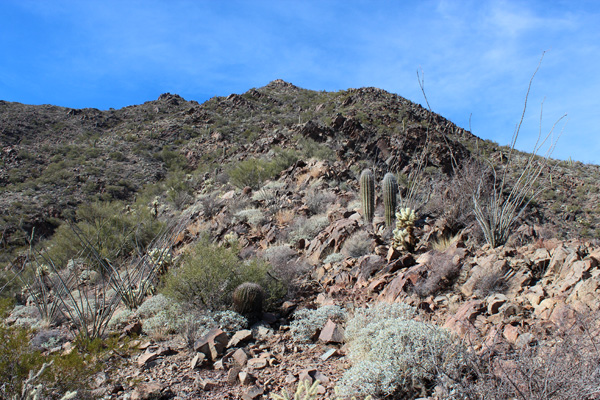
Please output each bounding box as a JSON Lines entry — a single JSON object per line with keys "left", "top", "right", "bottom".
{"left": 3, "top": 79, "right": 600, "bottom": 263}
{"left": 2, "top": 80, "right": 600, "bottom": 399}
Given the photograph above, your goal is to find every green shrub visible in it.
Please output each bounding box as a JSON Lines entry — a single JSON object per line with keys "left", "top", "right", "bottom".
{"left": 0, "top": 323, "right": 42, "bottom": 397}
{"left": 44, "top": 200, "right": 164, "bottom": 269}
{"left": 0, "top": 318, "right": 108, "bottom": 399}
{"left": 164, "top": 170, "right": 195, "bottom": 210}
{"left": 228, "top": 158, "right": 278, "bottom": 189}
{"left": 228, "top": 149, "right": 298, "bottom": 189}
{"left": 161, "top": 236, "right": 284, "bottom": 310}
{"left": 297, "top": 136, "right": 337, "bottom": 162}
{"left": 159, "top": 147, "right": 189, "bottom": 171}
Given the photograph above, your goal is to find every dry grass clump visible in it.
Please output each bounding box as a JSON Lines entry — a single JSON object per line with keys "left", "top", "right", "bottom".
{"left": 472, "top": 266, "right": 508, "bottom": 297}
{"left": 342, "top": 231, "right": 372, "bottom": 258}
{"left": 453, "top": 314, "right": 600, "bottom": 399}
{"left": 305, "top": 188, "right": 337, "bottom": 214}
{"left": 426, "top": 159, "right": 483, "bottom": 233}
{"left": 413, "top": 251, "right": 461, "bottom": 298}
{"left": 288, "top": 215, "right": 329, "bottom": 243}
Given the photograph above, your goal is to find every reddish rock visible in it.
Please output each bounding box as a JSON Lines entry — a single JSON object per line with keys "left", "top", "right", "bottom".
{"left": 247, "top": 357, "right": 268, "bottom": 370}
{"left": 503, "top": 324, "right": 519, "bottom": 344}
{"left": 123, "top": 321, "right": 142, "bottom": 336}
{"left": 228, "top": 329, "right": 253, "bottom": 348}
{"left": 306, "top": 217, "right": 360, "bottom": 264}
{"left": 242, "top": 385, "right": 264, "bottom": 400}
{"left": 318, "top": 319, "right": 344, "bottom": 343}
{"left": 194, "top": 328, "right": 229, "bottom": 360}
{"left": 190, "top": 353, "right": 205, "bottom": 369}
{"left": 487, "top": 293, "right": 508, "bottom": 315}
{"left": 299, "top": 368, "right": 329, "bottom": 384}
{"left": 137, "top": 351, "right": 158, "bottom": 368}
{"left": 387, "top": 245, "right": 400, "bottom": 262}
{"left": 232, "top": 348, "right": 248, "bottom": 367}
{"left": 131, "top": 382, "right": 164, "bottom": 400}
{"left": 239, "top": 371, "right": 256, "bottom": 385}
{"left": 444, "top": 300, "right": 485, "bottom": 336}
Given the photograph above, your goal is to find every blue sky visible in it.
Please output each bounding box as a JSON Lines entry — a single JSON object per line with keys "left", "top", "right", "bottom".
{"left": 1, "top": 1, "right": 599, "bottom": 163}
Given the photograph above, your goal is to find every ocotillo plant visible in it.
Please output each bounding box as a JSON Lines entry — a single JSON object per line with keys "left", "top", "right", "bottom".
{"left": 360, "top": 169, "right": 375, "bottom": 223}
{"left": 383, "top": 173, "right": 398, "bottom": 227}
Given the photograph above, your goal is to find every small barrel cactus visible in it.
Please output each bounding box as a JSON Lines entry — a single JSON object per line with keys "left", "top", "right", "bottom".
{"left": 232, "top": 282, "right": 264, "bottom": 318}
{"left": 360, "top": 169, "right": 375, "bottom": 223}
{"left": 382, "top": 173, "right": 398, "bottom": 227}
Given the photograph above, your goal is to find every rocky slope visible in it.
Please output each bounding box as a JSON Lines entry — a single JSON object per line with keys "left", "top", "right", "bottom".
{"left": 3, "top": 80, "right": 600, "bottom": 399}
{"left": 3, "top": 79, "right": 600, "bottom": 262}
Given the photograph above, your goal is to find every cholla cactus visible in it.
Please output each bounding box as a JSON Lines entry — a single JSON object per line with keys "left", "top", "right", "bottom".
{"left": 392, "top": 207, "right": 417, "bottom": 251}
{"left": 148, "top": 247, "right": 174, "bottom": 274}
{"left": 360, "top": 169, "right": 375, "bottom": 223}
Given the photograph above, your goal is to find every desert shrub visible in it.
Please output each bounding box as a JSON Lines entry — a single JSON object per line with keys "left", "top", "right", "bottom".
{"left": 178, "top": 309, "right": 248, "bottom": 347}
{"left": 198, "top": 193, "right": 223, "bottom": 218}
{"left": 290, "top": 305, "right": 347, "bottom": 342}
{"left": 108, "top": 308, "right": 136, "bottom": 330}
{"left": 44, "top": 200, "right": 163, "bottom": 269}
{"left": 426, "top": 159, "right": 483, "bottom": 232}
{"left": 455, "top": 315, "right": 600, "bottom": 399}
{"left": 228, "top": 150, "right": 298, "bottom": 189}
{"left": 161, "top": 237, "right": 284, "bottom": 310}
{"left": 159, "top": 147, "right": 189, "bottom": 171}
{"left": 472, "top": 265, "right": 508, "bottom": 297}
{"left": 305, "top": 188, "right": 337, "bottom": 214}
{"left": 342, "top": 231, "right": 372, "bottom": 258}
{"left": 0, "top": 268, "right": 25, "bottom": 300}
{"left": 0, "top": 317, "right": 110, "bottom": 399}
{"left": 288, "top": 215, "right": 329, "bottom": 243}
{"left": 165, "top": 169, "right": 195, "bottom": 210}
{"left": 262, "top": 245, "right": 309, "bottom": 295}
{"left": 413, "top": 251, "right": 462, "bottom": 298}
{"left": 234, "top": 208, "right": 266, "bottom": 225}
{"left": 323, "top": 252, "right": 344, "bottom": 264}
{"left": 136, "top": 293, "right": 175, "bottom": 319}
{"left": 135, "top": 294, "right": 182, "bottom": 336}
{"left": 472, "top": 60, "right": 563, "bottom": 248}
{"left": 338, "top": 302, "right": 468, "bottom": 399}
{"left": 297, "top": 136, "right": 337, "bottom": 162}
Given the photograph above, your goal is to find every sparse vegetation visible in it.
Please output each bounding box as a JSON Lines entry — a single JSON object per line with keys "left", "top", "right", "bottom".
{"left": 161, "top": 236, "right": 285, "bottom": 311}
{"left": 1, "top": 78, "right": 598, "bottom": 399}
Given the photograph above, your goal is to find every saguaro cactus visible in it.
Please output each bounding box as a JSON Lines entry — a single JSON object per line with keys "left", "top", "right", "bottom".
{"left": 360, "top": 169, "right": 375, "bottom": 223}
{"left": 382, "top": 173, "right": 398, "bottom": 227}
